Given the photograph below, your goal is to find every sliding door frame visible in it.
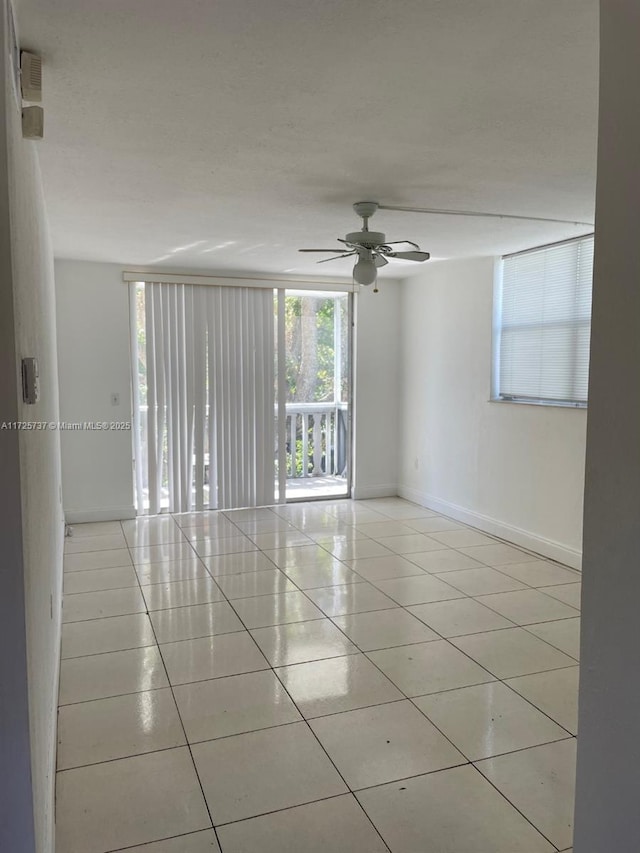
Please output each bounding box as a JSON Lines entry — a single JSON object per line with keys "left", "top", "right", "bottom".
{"left": 281, "top": 290, "right": 354, "bottom": 504}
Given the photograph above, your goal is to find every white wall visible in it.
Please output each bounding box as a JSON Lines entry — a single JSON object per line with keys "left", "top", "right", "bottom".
{"left": 398, "top": 257, "right": 586, "bottom": 567}
{"left": 2, "top": 2, "right": 64, "bottom": 850}
{"left": 54, "top": 260, "right": 400, "bottom": 516}
{"left": 55, "top": 260, "right": 135, "bottom": 521}
{"left": 353, "top": 282, "right": 400, "bottom": 498}
{"left": 574, "top": 1, "right": 640, "bottom": 848}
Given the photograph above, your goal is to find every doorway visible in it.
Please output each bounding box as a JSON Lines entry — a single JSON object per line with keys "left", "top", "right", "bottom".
{"left": 280, "top": 290, "right": 352, "bottom": 502}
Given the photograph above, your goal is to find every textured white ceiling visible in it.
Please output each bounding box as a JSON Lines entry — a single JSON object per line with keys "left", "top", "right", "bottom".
{"left": 16, "top": 0, "right": 599, "bottom": 278}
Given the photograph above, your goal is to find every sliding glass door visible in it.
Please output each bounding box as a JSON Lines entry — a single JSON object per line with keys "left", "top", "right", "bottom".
{"left": 131, "top": 282, "right": 352, "bottom": 514}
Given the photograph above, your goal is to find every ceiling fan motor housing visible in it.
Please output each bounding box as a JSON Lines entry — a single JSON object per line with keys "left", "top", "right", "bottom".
{"left": 345, "top": 231, "right": 386, "bottom": 248}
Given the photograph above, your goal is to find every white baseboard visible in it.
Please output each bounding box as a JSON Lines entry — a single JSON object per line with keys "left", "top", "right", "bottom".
{"left": 352, "top": 483, "right": 398, "bottom": 500}
{"left": 65, "top": 506, "right": 137, "bottom": 523}
{"left": 397, "top": 485, "right": 582, "bottom": 571}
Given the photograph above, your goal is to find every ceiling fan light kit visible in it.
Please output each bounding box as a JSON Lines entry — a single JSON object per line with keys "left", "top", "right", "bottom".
{"left": 353, "top": 256, "right": 378, "bottom": 286}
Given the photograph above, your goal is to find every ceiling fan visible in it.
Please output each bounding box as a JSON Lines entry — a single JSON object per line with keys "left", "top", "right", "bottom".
{"left": 299, "top": 200, "right": 594, "bottom": 290}
{"left": 299, "top": 201, "right": 430, "bottom": 288}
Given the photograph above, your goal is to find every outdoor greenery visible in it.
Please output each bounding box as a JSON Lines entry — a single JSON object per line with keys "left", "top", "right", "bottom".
{"left": 285, "top": 295, "right": 344, "bottom": 402}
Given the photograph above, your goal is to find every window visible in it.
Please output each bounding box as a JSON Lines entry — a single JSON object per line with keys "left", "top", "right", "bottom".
{"left": 493, "top": 234, "right": 594, "bottom": 407}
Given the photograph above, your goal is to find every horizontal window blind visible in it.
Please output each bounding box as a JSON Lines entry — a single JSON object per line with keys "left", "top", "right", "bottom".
{"left": 496, "top": 235, "right": 594, "bottom": 405}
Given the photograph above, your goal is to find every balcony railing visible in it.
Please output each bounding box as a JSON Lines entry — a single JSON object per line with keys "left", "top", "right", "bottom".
{"left": 283, "top": 402, "right": 348, "bottom": 479}
{"left": 134, "top": 401, "right": 349, "bottom": 510}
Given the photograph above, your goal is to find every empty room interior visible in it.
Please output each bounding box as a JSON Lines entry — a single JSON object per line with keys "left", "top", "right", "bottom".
{"left": 2, "top": 1, "right": 640, "bottom": 852}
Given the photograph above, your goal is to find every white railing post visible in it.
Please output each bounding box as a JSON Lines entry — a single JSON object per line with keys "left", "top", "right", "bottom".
{"left": 289, "top": 413, "right": 296, "bottom": 478}
{"left": 312, "top": 414, "right": 323, "bottom": 476}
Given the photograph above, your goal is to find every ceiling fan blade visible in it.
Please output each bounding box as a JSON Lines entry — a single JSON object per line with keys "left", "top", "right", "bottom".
{"left": 384, "top": 240, "right": 420, "bottom": 251}
{"left": 317, "top": 252, "right": 357, "bottom": 264}
{"left": 298, "top": 248, "right": 350, "bottom": 253}
{"left": 374, "top": 254, "right": 389, "bottom": 267}
{"left": 388, "top": 250, "right": 431, "bottom": 262}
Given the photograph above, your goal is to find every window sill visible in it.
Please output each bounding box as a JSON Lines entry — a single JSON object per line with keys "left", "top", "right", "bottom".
{"left": 489, "top": 397, "right": 587, "bottom": 410}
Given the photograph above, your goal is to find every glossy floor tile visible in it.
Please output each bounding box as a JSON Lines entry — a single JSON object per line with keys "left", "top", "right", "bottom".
{"left": 505, "top": 666, "right": 580, "bottom": 734}
{"left": 282, "top": 560, "right": 363, "bottom": 589}
{"left": 191, "top": 534, "right": 258, "bottom": 557}
{"left": 124, "top": 525, "right": 188, "bottom": 548}
{"left": 305, "top": 582, "right": 397, "bottom": 616}
{"left": 216, "top": 794, "right": 388, "bottom": 853}
{"left": 142, "top": 577, "right": 225, "bottom": 611}
{"left": 451, "top": 627, "right": 577, "bottom": 679}
{"left": 64, "top": 548, "right": 133, "bottom": 572}
{"left": 56, "top": 498, "right": 581, "bottom": 853}
{"left": 110, "top": 831, "right": 220, "bottom": 853}
{"left": 64, "top": 532, "right": 128, "bottom": 553}
{"left": 203, "top": 550, "right": 279, "bottom": 576}
{"left": 429, "top": 529, "right": 497, "bottom": 548}
{"left": 192, "top": 722, "right": 348, "bottom": 824}
{"left": 475, "top": 588, "right": 580, "bottom": 625}
{"left": 57, "top": 688, "right": 186, "bottom": 769}
{"left": 63, "top": 565, "right": 139, "bottom": 594}
{"left": 540, "top": 582, "right": 582, "bottom": 608}
{"left": 527, "top": 617, "right": 581, "bottom": 659}
{"left": 307, "top": 530, "right": 369, "bottom": 549}
{"left": 326, "top": 539, "right": 395, "bottom": 561}
{"left": 60, "top": 613, "right": 156, "bottom": 658}
{"left": 404, "top": 515, "right": 466, "bottom": 533}
{"left": 497, "top": 559, "right": 581, "bottom": 587}
{"left": 477, "top": 738, "right": 577, "bottom": 851}
{"left": 263, "top": 543, "right": 337, "bottom": 568}
{"left": 332, "top": 607, "right": 439, "bottom": 651}
{"left": 434, "top": 566, "right": 528, "bottom": 596}
{"left": 346, "top": 553, "right": 426, "bottom": 581}
{"left": 406, "top": 548, "right": 485, "bottom": 573}
{"left": 150, "top": 601, "right": 244, "bottom": 643}
{"left": 357, "top": 765, "right": 555, "bottom": 852}
{"left": 458, "top": 542, "right": 539, "bottom": 566}
{"left": 371, "top": 533, "right": 444, "bottom": 555}
{"left": 310, "top": 700, "right": 466, "bottom": 789}
{"left": 59, "top": 646, "right": 169, "bottom": 704}
{"left": 230, "top": 590, "right": 325, "bottom": 628}
{"left": 368, "top": 640, "right": 495, "bottom": 697}
{"left": 56, "top": 748, "right": 210, "bottom": 853}
{"left": 160, "top": 631, "right": 269, "bottom": 685}
{"left": 135, "top": 558, "right": 209, "bottom": 585}
{"left": 414, "top": 681, "right": 569, "bottom": 760}
{"left": 71, "top": 521, "right": 124, "bottom": 537}
{"left": 174, "top": 670, "right": 301, "bottom": 742}
{"left": 213, "top": 568, "right": 297, "bottom": 598}
{"left": 373, "top": 573, "right": 465, "bottom": 605}
{"left": 62, "top": 587, "right": 147, "bottom": 623}
{"left": 130, "top": 542, "right": 199, "bottom": 564}
{"left": 407, "top": 597, "right": 514, "bottom": 637}
{"left": 276, "top": 653, "right": 403, "bottom": 718}
{"left": 250, "top": 618, "right": 359, "bottom": 666}
{"left": 355, "top": 520, "right": 418, "bottom": 538}
{"left": 248, "top": 529, "right": 314, "bottom": 549}
{"left": 122, "top": 516, "right": 184, "bottom": 541}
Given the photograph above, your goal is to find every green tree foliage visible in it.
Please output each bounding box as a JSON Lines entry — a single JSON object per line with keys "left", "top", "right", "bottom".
{"left": 285, "top": 294, "right": 346, "bottom": 402}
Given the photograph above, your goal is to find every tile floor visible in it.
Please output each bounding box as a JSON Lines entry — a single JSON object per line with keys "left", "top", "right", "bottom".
{"left": 57, "top": 498, "right": 580, "bottom": 853}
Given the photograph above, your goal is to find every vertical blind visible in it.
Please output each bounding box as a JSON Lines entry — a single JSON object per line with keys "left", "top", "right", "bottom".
{"left": 496, "top": 235, "right": 594, "bottom": 405}
{"left": 135, "top": 282, "right": 275, "bottom": 514}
